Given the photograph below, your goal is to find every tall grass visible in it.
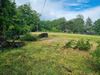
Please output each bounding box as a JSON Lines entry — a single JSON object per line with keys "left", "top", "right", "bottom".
{"left": 0, "top": 32, "right": 100, "bottom": 75}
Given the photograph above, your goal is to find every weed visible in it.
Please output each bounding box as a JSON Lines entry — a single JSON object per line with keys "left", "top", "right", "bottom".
{"left": 57, "top": 42, "right": 60, "bottom": 46}
{"left": 74, "top": 39, "right": 92, "bottom": 51}
{"left": 96, "top": 40, "right": 100, "bottom": 47}
{"left": 91, "top": 44, "right": 100, "bottom": 71}
{"left": 65, "top": 40, "right": 75, "bottom": 48}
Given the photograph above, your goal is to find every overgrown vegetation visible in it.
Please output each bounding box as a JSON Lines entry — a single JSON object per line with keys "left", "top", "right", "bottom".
{"left": 0, "top": 32, "right": 100, "bottom": 74}
{"left": 74, "top": 39, "right": 92, "bottom": 51}
{"left": 65, "top": 40, "right": 75, "bottom": 48}
{"left": 65, "top": 39, "right": 92, "bottom": 51}
{"left": 91, "top": 41, "right": 100, "bottom": 71}
{"left": 21, "top": 34, "right": 38, "bottom": 41}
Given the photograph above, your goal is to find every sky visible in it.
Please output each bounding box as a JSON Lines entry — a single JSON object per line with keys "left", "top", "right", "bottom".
{"left": 15, "top": 0, "right": 100, "bottom": 21}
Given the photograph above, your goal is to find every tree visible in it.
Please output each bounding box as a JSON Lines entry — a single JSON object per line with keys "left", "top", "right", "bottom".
{"left": 0, "top": 0, "right": 16, "bottom": 52}
{"left": 0, "top": 1, "right": 40, "bottom": 38}
{"left": 51, "top": 17, "right": 66, "bottom": 31}
{"left": 72, "top": 14, "right": 85, "bottom": 33}
{"left": 93, "top": 19, "right": 100, "bottom": 35}
{"left": 76, "top": 14, "right": 84, "bottom": 19}
{"left": 58, "top": 17, "right": 67, "bottom": 32}
{"left": 39, "top": 17, "right": 67, "bottom": 32}
{"left": 85, "top": 17, "right": 93, "bottom": 31}
{"left": 0, "top": 0, "right": 17, "bottom": 38}
{"left": 17, "top": 3, "right": 40, "bottom": 32}
{"left": 60, "top": 21, "right": 67, "bottom": 32}
{"left": 40, "top": 20, "right": 52, "bottom": 31}
{"left": 66, "top": 20, "right": 75, "bottom": 32}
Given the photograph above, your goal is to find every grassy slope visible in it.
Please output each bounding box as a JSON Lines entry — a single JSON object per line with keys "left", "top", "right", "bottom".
{"left": 0, "top": 32, "right": 100, "bottom": 75}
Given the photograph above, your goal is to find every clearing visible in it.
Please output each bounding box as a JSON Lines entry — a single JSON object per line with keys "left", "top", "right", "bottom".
{"left": 0, "top": 32, "right": 100, "bottom": 75}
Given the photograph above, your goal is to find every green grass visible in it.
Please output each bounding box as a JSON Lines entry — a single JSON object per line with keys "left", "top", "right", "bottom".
{"left": 0, "top": 32, "right": 100, "bottom": 75}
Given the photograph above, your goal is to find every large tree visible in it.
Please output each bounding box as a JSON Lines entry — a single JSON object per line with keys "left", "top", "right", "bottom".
{"left": 66, "top": 20, "right": 75, "bottom": 32}
{"left": 58, "top": 17, "right": 67, "bottom": 32}
{"left": 40, "top": 20, "right": 52, "bottom": 31}
{"left": 73, "top": 14, "right": 85, "bottom": 33}
{"left": 0, "top": 0, "right": 17, "bottom": 38}
{"left": 85, "top": 17, "right": 93, "bottom": 31}
{"left": 17, "top": 3, "right": 40, "bottom": 32}
{"left": 93, "top": 19, "right": 100, "bottom": 35}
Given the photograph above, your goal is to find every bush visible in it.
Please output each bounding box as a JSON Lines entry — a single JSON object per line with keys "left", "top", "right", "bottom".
{"left": 21, "top": 34, "right": 38, "bottom": 41}
{"left": 96, "top": 41, "right": 100, "bottom": 47}
{"left": 91, "top": 45, "right": 100, "bottom": 70}
{"left": 74, "top": 39, "right": 92, "bottom": 51}
{"left": 65, "top": 40, "right": 75, "bottom": 48}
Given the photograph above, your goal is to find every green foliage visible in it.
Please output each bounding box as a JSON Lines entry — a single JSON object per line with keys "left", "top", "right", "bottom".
{"left": 1, "top": 0, "right": 100, "bottom": 38}
{"left": 74, "top": 39, "right": 92, "bottom": 51}
{"left": 57, "top": 42, "right": 60, "bottom": 46}
{"left": 73, "top": 18, "right": 85, "bottom": 33}
{"left": 40, "top": 21, "right": 52, "bottom": 31}
{"left": 1, "top": 1, "right": 40, "bottom": 39}
{"left": 21, "top": 34, "right": 38, "bottom": 41}
{"left": 39, "top": 17, "right": 67, "bottom": 32}
{"left": 1, "top": 0, "right": 17, "bottom": 36}
{"left": 94, "top": 47, "right": 100, "bottom": 58}
{"left": 59, "top": 18, "right": 67, "bottom": 32}
{"left": 65, "top": 40, "right": 75, "bottom": 48}
{"left": 65, "top": 39, "right": 92, "bottom": 51}
{"left": 85, "top": 17, "right": 93, "bottom": 31}
{"left": 93, "top": 19, "right": 100, "bottom": 35}
{"left": 91, "top": 44, "right": 100, "bottom": 70}
{"left": 17, "top": 3, "right": 40, "bottom": 32}
{"left": 96, "top": 41, "right": 100, "bottom": 48}
{"left": 52, "top": 27, "right": 59, "bottom": 32}
{"left": 66, "top": 20, "right": 75, "bottom": 32}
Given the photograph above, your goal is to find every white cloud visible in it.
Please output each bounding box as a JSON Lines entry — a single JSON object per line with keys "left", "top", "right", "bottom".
{"left": 64, "top": 3, "right": 82, "bottom": 6}
{"left": 15, "top": 0, "right": 29, "bottom": 6}
{"left": 15, "top": 0, "right": 100, "bottom": 21}
{"left": 81, "top": 6, "right": 100, "bottom": 21}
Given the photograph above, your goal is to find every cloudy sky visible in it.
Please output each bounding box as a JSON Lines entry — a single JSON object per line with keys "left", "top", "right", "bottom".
{"left": 15, "top": 0, "right": 100, "bottom": 21}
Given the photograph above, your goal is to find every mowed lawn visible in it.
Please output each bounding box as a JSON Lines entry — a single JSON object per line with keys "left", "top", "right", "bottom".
{"left": 0, "top": 32, "right": 100, "bottom": 75}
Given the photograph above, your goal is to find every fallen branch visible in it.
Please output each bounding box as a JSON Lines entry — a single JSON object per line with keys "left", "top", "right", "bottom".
{"left": 62, "top": 66, "right": 72, "bottom": 73}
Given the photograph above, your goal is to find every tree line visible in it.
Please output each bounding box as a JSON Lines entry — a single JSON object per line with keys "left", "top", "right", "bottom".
{"left": 1, "top": 0, "right": 100, "bottom": 39}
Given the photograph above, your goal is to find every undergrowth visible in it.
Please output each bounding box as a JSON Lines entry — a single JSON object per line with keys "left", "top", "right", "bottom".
{"left": 74, "top": 39, "right": 92, "bottom": 51}
{"left": 65, "top": 40, "right": 75, "bottom": 48}
{"left": 65, "top": 39, "right": 92, "bottom": 51}
{"left": 21, "top": 34, "right": 38, "bottom": 41}
{"left": 91, "top": 41, "right": 100, "bottom": 71}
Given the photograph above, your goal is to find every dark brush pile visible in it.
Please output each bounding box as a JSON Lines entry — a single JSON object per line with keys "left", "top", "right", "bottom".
{"left": 3, "top": 41, "right": 26, "bottom": 48}
{"left": 38, "top": 33, "right": 48, "bottom": 38}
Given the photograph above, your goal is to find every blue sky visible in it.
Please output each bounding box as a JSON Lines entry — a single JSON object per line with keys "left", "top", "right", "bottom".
{"left": 62, "top": 0, "right": 100, "bottom": 11}
{"left": 15, "top": 0, "right": 100, "bottom": 21}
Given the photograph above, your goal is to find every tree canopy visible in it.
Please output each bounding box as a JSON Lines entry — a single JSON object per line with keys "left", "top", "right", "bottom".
{"left": 1, "top": 0, "right": 100, "bottom": 38}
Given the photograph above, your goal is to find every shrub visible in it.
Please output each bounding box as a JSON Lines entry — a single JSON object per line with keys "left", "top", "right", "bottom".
{"left": 91, "top": 45, "right": 100, "bottom": 70}
{"left": 73, "top": 39, "right": 92, "bottom": 51}
{"left": 57, "top": 42, "right": 60, "bottom": 46}
{"left": 21, "top": 34, "right": 38, "bottom": 41}
{"left": 96, "top": 41, "right": 100, "bottom": 47}
{"left": 65, "top": 40, "right": 75, "bottom": 48}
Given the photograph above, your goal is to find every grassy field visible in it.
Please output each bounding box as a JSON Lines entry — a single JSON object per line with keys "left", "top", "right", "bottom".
{"left": 0, "top": 32, "right": 100, "bottom": 75}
